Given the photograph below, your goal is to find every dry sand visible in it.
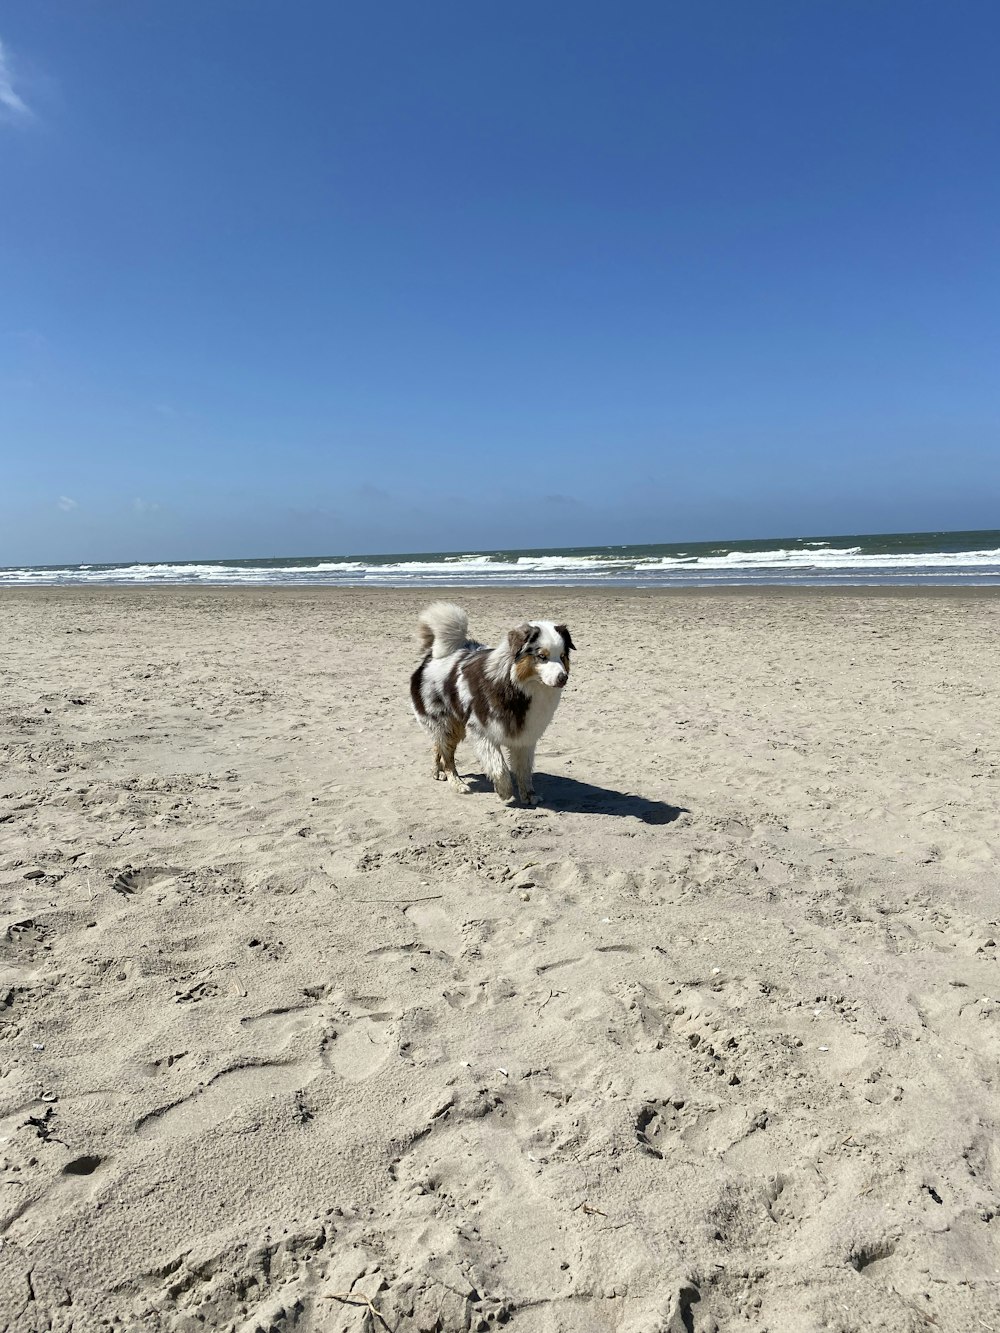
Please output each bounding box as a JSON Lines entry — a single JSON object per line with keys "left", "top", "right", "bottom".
{"left": 1, "top": 586, "right": 998, "bottom": 1333}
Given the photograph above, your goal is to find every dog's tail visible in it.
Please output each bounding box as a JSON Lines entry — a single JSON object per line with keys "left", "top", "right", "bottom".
{"left": 418, "top": 602, "right": 470, "bottom": 658}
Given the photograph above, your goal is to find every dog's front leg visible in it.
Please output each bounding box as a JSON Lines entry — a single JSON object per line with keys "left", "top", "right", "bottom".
{"left": 476, "top": 738, "right": 514, "bottom": 803}
{"left": 509, "top": 745, "right": 537, "bottom": 805}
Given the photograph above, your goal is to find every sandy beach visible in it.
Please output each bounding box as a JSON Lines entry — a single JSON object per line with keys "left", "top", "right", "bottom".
{"left": 1, "top": 586, "right": 998, "bottom": 1333}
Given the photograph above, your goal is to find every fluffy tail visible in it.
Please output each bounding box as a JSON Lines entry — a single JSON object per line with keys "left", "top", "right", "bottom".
{"left": 418, "top": 602, "right": 470, "bottom": 658}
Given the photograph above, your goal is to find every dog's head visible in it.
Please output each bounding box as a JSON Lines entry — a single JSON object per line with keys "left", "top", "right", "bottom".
{"left": 508, "top": 621, "right": 576, "bottom": 689}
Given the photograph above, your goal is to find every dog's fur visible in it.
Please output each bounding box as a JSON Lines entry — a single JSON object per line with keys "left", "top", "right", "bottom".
{"left": 410, "top": 602, "right": 576, "bottom": 804}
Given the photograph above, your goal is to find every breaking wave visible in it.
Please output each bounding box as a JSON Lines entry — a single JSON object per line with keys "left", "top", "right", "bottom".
{"left": 4, "top": 537, "right": 1000, "bottom": 587}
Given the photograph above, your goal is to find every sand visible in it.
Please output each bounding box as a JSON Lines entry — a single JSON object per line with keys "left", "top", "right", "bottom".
{"left": 1, "top": 585, "right": 998, "bottom": 1333}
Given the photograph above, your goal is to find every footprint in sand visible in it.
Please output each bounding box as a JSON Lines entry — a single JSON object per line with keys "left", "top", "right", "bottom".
{"left": 321, "top": 997, "right": 398, "bottom": 1082}
{"left": 110, "top": 865, "right": 181, "bottom": 897}
{"left": 404, "top": 900, "right": 465, "bottom": 960}
{"left": 442, "top": 983, "right": 488, "bottom": 1011}
{"left": 636, "top": 1098, "right": 688, "bottom": 1158}
{"left": 238, "top": 1004, "right": 318, "bottom": 1047}
{"left": 136, "top": 1061, "right": 310, "bottom": 1139}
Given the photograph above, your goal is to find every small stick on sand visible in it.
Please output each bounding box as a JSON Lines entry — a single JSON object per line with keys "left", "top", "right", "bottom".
{"left": 343, "top": 894, "right": 445, "bottom": 904}
{"left": 324, "top": 1290, "right": 393, "bottom": 1330}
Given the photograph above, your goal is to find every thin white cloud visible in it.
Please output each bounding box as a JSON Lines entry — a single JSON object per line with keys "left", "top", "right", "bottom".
{"left": 0, "top": 38, "right": 32, "bottom": 121}
{"left": 133, "top": 497, "right": 160, "bottom": 514}
{"left": 57, "top": 496, "right": 78, "bottom": 512}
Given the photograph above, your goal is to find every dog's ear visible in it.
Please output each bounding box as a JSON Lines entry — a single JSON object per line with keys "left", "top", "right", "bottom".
{"left": 508, "top": 623, "right": 539, "bottom": 658}
{"left": 555, "top": 624, "right": 577, "bottom": 653}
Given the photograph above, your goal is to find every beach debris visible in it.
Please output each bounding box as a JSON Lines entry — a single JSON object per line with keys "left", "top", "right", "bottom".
{"left": 32, "top": 1042, "right": 44, "bottom": 1051}
{"left": 344, "top": 893, "right": 444, "bottom": 904}
{"left": 173, "top": 979, "right": 216, "bottom": 1004}
{"left": 574, "top": 1201, "right": 607, "bottom": 1217}
{"left": 25, "top": 1107, "right": 62, "bottom": 1144}
{"left": 324, "top": 1291, "right": 392, "bottom": 1330}
{"left": 819, "top": 1045, "right": 830, "bottom": 1052}
{"left": 498, "top": 1067, "right": 509, "bottom": 1077}
{"left": 23, "top": 867, "right": 46, "bottom": 879}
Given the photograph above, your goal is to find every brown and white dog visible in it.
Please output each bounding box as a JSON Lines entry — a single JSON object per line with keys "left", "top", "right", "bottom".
{"left": 410, "top": 602, "right": 576, "bottom": 804}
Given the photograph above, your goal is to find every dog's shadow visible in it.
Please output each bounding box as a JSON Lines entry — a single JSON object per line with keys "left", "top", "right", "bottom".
{"left": 466, "top": 772, "right": 687, "bottom": 823}
{"left": 540, "top": 773, "right": 687, "bottom": 823}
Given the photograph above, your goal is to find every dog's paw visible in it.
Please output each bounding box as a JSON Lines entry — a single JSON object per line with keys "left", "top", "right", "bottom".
{"left": 452, "top": 779, "right": 471, "bottom": 794}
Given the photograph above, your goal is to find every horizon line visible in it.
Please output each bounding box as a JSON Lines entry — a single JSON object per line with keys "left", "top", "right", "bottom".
{"left": 3, "top": 524, "right": 1000, "bottom": 570}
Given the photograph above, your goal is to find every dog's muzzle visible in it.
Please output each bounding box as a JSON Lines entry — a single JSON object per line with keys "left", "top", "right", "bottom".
{"left": 554, "top": 670, "right": 568, "bottom": 687}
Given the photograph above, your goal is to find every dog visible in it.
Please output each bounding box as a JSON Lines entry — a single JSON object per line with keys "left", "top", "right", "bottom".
{"left": 410, "top": 602, "right": 576, "bottom": 804}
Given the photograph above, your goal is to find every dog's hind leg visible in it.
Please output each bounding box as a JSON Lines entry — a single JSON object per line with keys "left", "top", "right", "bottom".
{"left": 440, "top": 751, "right": 471, "bottom": 794}
{"left": 509, "top": 745, "right": 537, "bottom": 805}
{"left": 422, "top": 719, "right": 454, "bottom": 783}
{"left": 437, "top": 719, "right": 470, "bottom": 793}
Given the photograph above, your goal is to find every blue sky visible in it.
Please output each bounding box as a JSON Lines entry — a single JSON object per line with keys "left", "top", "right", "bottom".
{"left": 2, "top": 1, "right": 999, "bottom": 564}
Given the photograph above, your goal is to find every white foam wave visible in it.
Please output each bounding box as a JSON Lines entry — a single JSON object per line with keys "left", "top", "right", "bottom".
{"left": 3, "top": 544, "right": 1000, "bottom": 586}
{"left": 515, "top": 553, "right": 634, "bottom": 568}
{"left": 650, "top": 545, "right": 1000, "bottom": 570}
{"left": 306, "top": 561, "right": 365, "bottom": 572}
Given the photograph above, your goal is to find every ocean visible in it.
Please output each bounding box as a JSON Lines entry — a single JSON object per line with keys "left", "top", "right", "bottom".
{"left": 3, "top": 529, "right": 1000, "bottom": 588}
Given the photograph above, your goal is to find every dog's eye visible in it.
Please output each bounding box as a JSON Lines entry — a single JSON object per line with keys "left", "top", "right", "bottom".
{"left": 538, "top": 650, "right": 549, "bottom": 661}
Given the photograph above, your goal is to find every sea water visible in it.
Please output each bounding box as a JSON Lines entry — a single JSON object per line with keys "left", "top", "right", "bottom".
{"left": 3, "top": 529, "right": 1000, "bottom": 587}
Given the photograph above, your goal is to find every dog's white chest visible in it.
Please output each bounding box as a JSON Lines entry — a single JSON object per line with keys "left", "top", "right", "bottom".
{"left": 515, "top": 687, "right": 562, "bottom": 748}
